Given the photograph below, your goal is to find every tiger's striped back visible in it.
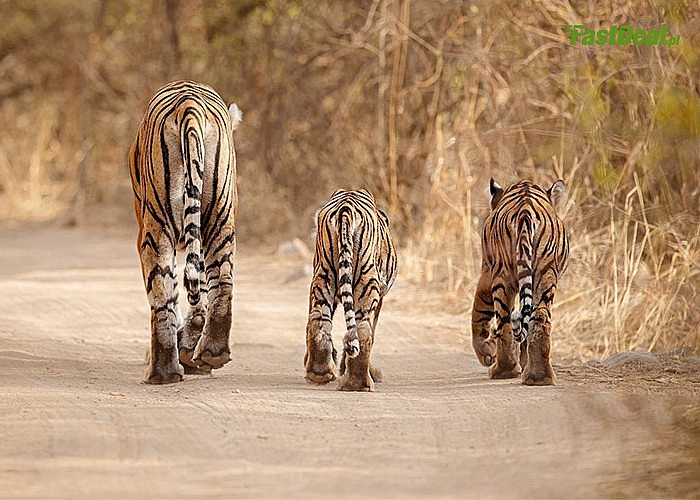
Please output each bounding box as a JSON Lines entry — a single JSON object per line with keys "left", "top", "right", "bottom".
{"left": 471, "top": 178, "right": 568, "bottom": 385}
{"left": 486, "top": 179, "right": 569, "bottom": 342}
{"left": 318, "top": 190, "right": 397, "bottom": 351}
{"left": 130, "top": 82, "right": 241, "bottom": 303}
{"left": 304, "top": 189, "right": 397, "bottom": 391}
{"left": 129, "top": 80, "right": 241, "bottom": 384}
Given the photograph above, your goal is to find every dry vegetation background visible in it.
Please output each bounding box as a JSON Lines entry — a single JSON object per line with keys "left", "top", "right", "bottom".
{"left": 0, "top": 0, "right": 698, "bottom": 361}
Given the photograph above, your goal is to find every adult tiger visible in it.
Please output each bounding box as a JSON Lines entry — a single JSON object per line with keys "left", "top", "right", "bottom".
{"left": 471, "top": 178, "right": 569, "bottom": 385}
{"left": 304, "top": 189, "right": 397, "bottom": 391}
{"left": 129, "top": 80, "right": 242, "bottom": 384}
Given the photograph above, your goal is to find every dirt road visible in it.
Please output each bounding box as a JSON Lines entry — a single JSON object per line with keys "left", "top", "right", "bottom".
{"left": 1, "top": 227, "right": 698, "bottom": 499}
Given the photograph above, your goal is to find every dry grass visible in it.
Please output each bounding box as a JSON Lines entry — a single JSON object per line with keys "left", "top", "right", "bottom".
{"left": 401, "top": 163, "right": 699, "bottom": 361}
{"left": 390, "top": 0, "right": 700, "bottom": 359}
{"left": 555, "top": 181, "right": 699, "bottom": 361}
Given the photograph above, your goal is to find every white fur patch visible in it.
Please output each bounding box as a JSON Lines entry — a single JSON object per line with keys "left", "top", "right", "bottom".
{"left": 347, "top": 339, "right": 360, "bottom": 358}
{"left": 228, "top": 103, "right": 242, "bottom": 131}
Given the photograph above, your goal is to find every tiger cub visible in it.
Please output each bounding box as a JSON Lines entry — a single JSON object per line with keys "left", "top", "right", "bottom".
{"left": 471, "top": 179, "right": 569, "bottom": 385}
{"left": 304, "top": 189, "right": 397, "bottom": 392}
{"left": 129, "top": 80, "right": 242, "bottom": 384}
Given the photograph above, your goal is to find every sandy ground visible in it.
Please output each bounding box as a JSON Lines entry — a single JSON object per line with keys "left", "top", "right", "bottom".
{"left": 1, "top": 226, "right": 699, "bottom": 499}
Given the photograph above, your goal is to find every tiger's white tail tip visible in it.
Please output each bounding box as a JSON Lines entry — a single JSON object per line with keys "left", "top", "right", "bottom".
{"left": 346, "top": 338, "right": 360, "bottom": 358}
{"left": 229, "top": 103, "right": 242, "bottom": 131}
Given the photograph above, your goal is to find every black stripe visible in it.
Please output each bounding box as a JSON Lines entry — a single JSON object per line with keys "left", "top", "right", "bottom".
{"left": 183, "top": 223, "right": 200, "bottom": 239}
{"left": 493, "top": 296, "right": 508, "bottom": 312}
{"left": 146, "top": 265, "right": 175, "bottom": 294}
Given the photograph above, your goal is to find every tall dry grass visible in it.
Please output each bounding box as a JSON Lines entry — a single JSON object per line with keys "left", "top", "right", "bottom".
{"left": 404, "top": 160, "right": 699, "bottom": 361}
{"left": 556, "top": 172, "right": 699, "bottom": 360}
{"left": 392, "top": 0, "right": 700, "bottom": 359}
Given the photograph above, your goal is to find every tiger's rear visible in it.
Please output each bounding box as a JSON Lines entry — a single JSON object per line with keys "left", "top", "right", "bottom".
{"left": 471, "top": 178, "right": 568, "bottom": 385}
{"left": 130, "top": 80, "right": 241, "bottom": 384}
{"left": 304, "top": 189, "right": 397, "bottom": 392}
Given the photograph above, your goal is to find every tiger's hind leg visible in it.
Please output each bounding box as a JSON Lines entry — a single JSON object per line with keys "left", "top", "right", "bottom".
{"left": 305, "top": 278, "right": 338, "bottom": 384}
{"left": 338, "top": 289, "right": 381, "bottom": 392}
{"left": 339, "top": 297, "right": 383, "bottom": 383}
{"left": 522, "top": 269, "right": 558, "bottom": 386}
{"left": 521, "top": 306, "right": 555, "bottom": 385}
{"left": 367, "top": 297, "right": 384, "bottom": 384}
{"left": 337, "top": 318, "right": 374, "bottom": 391}
{"left": 192, "top": 229, "right": 234, "bottom": 371}
{"left": 471, "top": 269, "right": 497, "bottom": 367}
{"left": 140, "top": 226, "right": 184, "bottom": 384}
{"left": 488, "top": 278, "right": 521, "bottom": 380}
{"left": 338, "top": 352, "right": 382, "bottom": 383}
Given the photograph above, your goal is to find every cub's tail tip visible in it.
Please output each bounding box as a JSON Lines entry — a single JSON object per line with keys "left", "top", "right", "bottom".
{"left": 345, "top": 338, "right": 360, "bottom": 358}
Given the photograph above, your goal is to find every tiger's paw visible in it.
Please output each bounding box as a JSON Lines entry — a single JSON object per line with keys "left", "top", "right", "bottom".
{"left": 522, "top": 374, "right": 556, "bottom": 386}
{"left": 179, "top": 347, "right": 211, "bottom": 375}
{"left": 522, "top": 366, "right": 557, "bottom": 386}
{"left": 305, "top": 356, "right": 337, "bottom": 384}
{"left": 488, "top": 363, "right": 521, "bottom": 380}
{"left": 144, "top": 364, "right": 184, "bottom": 385}
{"left": 337, "top": 373, "right": 374, "bottom": 392}
{"left": 195, "top": 350, "right": 232, "bottom": 370}
{"left": 180, "top": 346, "right": 214, "bottom": 374}
{"left": 192, "top": 336, "right": 231, "bottom": 370}
{"left": 473, "top": 338, "right": 497, "bottom": 367}
{"left": 305, "top": 367, "right": 337, "bottom": 384}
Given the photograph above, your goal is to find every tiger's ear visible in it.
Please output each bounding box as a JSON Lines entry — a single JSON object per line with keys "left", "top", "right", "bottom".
{"left": 489, "top": 178, "right": 504, "bottom": 209}
{"left": 377, "top": 208, "right": 390, "bottom": 226}
{"left": 228, "top": 103, "right": 242, "bottom": 131}
{"left": 547, "top": 179, "right": 566, "bottom": 213}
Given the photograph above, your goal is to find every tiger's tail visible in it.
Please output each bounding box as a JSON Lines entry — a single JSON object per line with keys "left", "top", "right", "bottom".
{"left": 338, "top": 206, "right": 359, "bottom": 358}
{"left": 179, "top": 100, "right": 206, "bottom": 306}
{"left": 511, "top": 210, "right": 534, "bottom": 343}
